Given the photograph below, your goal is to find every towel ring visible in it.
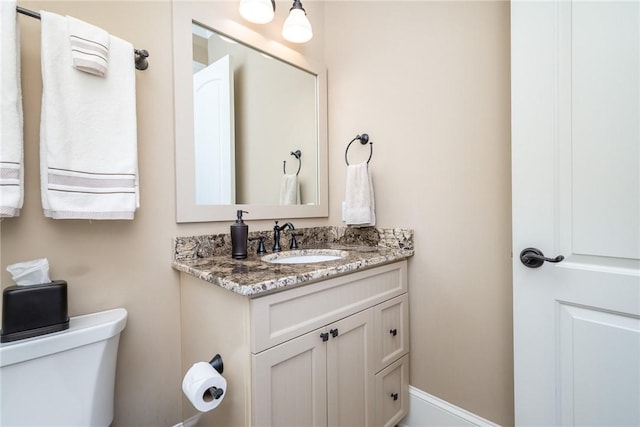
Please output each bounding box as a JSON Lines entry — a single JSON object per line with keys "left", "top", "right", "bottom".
{"left": 345, "top": 133, "right": 372, "bottom": 165}
{"left": 283, "top": 150, "right": 302, "bottom": 176}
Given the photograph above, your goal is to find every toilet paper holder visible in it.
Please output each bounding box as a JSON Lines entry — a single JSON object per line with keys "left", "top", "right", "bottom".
{"left": 209, "top": 354, "right": 223, "bottom": 375}
{"left": 206, "top": 354, "right": 224, "bottom": 401}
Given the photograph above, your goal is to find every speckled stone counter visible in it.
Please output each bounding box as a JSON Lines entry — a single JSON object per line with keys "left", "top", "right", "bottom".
{"left": 172, "top": 226, "right": 414, "bottom": 297}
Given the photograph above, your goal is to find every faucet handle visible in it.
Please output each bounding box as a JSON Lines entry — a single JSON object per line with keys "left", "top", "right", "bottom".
{"left": 249, "top": 234, "right": 267, "bottom": 254}
{"left": 257, "top": 236, "right": 267, "bottom": 254}
{"left": 289, "top": 232, "right": 303, "bottom": 250}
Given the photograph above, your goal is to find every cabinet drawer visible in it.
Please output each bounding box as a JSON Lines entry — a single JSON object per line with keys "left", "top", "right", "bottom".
{"left": 374, "top": 293, "right": 409, "bottom": 372}
{"left": 251, "top": 261, "right": 407, "bottom": 353}
{"left": 375, "top": 354, "right": 409, "bottom": 427}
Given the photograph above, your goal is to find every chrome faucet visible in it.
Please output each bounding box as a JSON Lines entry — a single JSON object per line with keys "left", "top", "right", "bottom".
{"left": 273, "top": 221, "right": 295, "bottom": 252}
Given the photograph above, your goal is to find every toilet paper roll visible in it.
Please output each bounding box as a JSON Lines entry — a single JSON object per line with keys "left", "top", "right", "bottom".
{"left": 182, "top": 361, "right": 227, "bottom": 412}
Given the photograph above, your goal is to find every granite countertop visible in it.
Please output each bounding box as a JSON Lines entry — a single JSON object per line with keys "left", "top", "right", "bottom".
{"left": 172, "top": 226, "right": 414, "bottom": 297}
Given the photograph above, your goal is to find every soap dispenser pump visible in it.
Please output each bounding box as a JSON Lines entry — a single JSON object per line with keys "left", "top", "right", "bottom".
{"left": 231, "top": 210, "right": 249, "bottom": 259}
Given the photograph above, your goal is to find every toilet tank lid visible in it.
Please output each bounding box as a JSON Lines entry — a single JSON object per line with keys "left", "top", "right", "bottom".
{"left": 0, "top": 307, "right": 127, "bottom": 368}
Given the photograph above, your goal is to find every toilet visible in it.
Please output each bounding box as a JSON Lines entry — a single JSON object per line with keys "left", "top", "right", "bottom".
{"left": 0, "top": 307, "right": 127, "bottom": 426}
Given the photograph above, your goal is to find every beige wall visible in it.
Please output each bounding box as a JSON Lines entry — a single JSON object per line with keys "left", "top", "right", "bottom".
{"left": 3, "top": 2, "right": 183, "bottom": 426}
{"left": 1, "top": 1, "right": 326, "bottom": 426}
{"left": 324, "top": 2, "right": 513, "bottom": 425}
{"left": 1, "top": 0, "right": 512, "bottom": 426}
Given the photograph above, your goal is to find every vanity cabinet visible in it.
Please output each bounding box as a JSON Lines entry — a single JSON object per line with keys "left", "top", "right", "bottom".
{"left": 180, "top": 260, "right": 409, "bottom": 427}
{"left": 253, "top": 308, "right": 375, "bottom": 427}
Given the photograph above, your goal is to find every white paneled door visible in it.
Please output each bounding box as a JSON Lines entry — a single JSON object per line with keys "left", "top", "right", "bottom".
{"left": 511, "top": 1, "right": 640, "bottom": 426}
{"left": 193, "top": 54, "right": 235, "bottom": 205}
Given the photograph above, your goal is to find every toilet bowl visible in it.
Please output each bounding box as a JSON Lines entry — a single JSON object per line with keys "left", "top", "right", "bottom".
{"left": 0, "top": 307, "right": 127, "bottom": 426}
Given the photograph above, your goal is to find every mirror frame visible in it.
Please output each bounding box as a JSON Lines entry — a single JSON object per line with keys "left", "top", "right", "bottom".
{"left": 173, "top": 2, "right": 328, "bottom": 222}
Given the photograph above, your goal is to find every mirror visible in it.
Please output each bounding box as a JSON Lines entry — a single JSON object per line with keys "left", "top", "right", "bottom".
{"left": 192, "top": 22, "right": 317, "bottom": 206}
{"left": 173, "top": 3, "right": 328, "bottom": 222}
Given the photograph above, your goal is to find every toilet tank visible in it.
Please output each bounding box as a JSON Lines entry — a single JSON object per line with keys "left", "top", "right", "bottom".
{"left": 0, "top": 308, "right": 127, "bottom": 427}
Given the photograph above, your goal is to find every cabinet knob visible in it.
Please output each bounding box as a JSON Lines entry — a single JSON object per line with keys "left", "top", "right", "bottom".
{"left": 390, "top": 392, "right": 398, "bottom": 401}
{"left": 389, "top": 328, "right": 398, "bottom": 337}
{"left": 320, "top": 332, "right": 329, "bottom": 342}
{"left": 330, "top": 328, "right": 339, "bottom": 338}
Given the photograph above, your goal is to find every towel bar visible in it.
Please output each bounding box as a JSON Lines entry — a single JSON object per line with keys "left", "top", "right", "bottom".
{"left": 16, "top": 6, "right": 150, "bottom": 71}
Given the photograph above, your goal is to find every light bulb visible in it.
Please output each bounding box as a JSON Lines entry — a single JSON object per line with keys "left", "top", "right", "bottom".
{"left": 239, "top": 0, "right": 275, "bottom": 24}
{"left": 282, "top": 7, "right": 313, "bottom": 43}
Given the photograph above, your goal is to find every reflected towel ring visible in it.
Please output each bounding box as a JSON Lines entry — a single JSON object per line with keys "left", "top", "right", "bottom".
{"left": 345, "top": 133, "right": 372, "bottom": 165}
{"left": 283, "top": 150, "right": 302, "bottom": 176}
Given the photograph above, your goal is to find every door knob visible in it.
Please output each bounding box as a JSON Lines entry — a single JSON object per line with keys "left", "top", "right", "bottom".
{"left": 520, "top": 247, "right": 564, "bottom": 268}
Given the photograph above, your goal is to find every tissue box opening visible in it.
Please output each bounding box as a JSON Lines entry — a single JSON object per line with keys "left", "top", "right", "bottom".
{"left": 1, "top": 281, "right": 69, "bottom": 343}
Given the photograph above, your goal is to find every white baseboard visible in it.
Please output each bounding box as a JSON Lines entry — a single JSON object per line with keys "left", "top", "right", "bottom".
{"left": 174, "top": 387, "right": 499, "bottom": 427}
{"left": 398, "top": 386, "right": 501, "bottom": 427}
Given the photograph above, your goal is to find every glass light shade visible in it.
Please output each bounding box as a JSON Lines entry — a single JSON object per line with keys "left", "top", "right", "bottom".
{"left": 239, "top": 0, "right": 275, "bottom": 24}
{"left": 282, "top": 8, "right": 313, "bottom": 43}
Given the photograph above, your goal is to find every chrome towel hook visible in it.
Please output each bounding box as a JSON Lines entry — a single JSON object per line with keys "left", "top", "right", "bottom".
{"left": 283, "top": 150, "right": 302, "bottom": 176}
{"left": 345, "top": 133, "right": 373, "bottom": 165}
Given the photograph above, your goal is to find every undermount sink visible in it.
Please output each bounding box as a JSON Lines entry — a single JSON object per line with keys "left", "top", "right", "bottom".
{"left": 262, "top": 250, "right": 348, "bottom": 264}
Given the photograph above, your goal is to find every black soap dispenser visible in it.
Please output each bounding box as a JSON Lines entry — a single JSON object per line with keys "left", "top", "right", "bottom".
{"left": 231, "top": 210, "right": 249, "bottom": 259}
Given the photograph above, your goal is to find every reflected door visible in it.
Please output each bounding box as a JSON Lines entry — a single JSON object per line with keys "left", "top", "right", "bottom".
{"left": 512, "top": 1, "right": 640, "bottom": 425}
{"left": 193, "top": 54, "right": 235, "bottom": 205}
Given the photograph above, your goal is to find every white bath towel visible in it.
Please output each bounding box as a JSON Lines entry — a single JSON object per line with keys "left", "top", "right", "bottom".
{"left": 279, "top": 174, "right": 301, "bottom": 205}
{"left": 343, "top": 162, "right": 375, "bottom": 227}
{"left": 67, "top": 15, "right": 110, "bottom": 77}
{"left": 40, "top": 11, "right": 139, "bottom": 220}
{"left": 0, "top": 0, "right": 24, "bottom": 217}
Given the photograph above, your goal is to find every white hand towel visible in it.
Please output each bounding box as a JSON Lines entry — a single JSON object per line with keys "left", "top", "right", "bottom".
{"left": 66, "top": 15, "right": 109, "bottom": 77}
{"left": 0, "top": 0, "right": 24, "bottom": 217}
{"left": 40, "top": 11, "right": 139, "bottom": 220}
{"left": 279, "top": 174, "right": 301, "bottom": 205}
{"left": 343, "top": 162, "right": 376, "bottom": 227}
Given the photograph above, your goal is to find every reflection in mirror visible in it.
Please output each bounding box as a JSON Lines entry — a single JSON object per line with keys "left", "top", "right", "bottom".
{"left": 173, "top": 1, "right": 327, "bottom": 223}
{"left": 192, "top": 22, "right": 318, "bottom": 206}
{"left": 192, "top": 49, "right": 235, "bottom": 205}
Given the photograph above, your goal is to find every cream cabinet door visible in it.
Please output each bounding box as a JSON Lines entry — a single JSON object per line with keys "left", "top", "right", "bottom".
{"left": 252, "top": 328, "right": 328, "bottom": 427}
{"left": 326, "top": 308, "right": 376, "bottom": 427}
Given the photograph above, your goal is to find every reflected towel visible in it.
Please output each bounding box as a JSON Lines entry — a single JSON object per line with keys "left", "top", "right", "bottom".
{"left": 67, "top": 15, "right": 110, "bottom": 77}
{"left": 279, "top": 174, "right": 300, "bottom": 205}
{"left": 342, "top": 162, "right": 375, "bottom": 227}
{"left": 0, "top": 0, "right": 24, "bottom": 217}
{"left": 40, "top": 11, "right": 139, "bottom": 220}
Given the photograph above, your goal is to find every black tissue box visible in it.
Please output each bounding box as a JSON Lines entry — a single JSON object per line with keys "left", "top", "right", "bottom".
{"left": 1, "top": 280, "right": 69, "bottom": 343}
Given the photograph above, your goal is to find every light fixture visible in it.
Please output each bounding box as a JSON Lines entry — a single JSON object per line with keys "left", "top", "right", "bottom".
{"left": 282, "top": 0, "right": 313, "bottom": 43}
{"left": 239, "top": 0, "right": 313, "bottom": 43}
{"left": 239, "top": 0, "right": 275, "bottom": 24}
